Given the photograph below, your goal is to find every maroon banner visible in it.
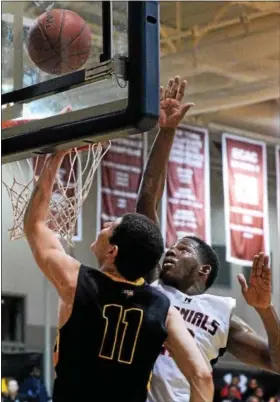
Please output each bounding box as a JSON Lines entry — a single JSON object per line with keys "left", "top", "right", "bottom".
{"left": 100, "top": 134, "right": 145, "bottom": 228}
{"left": 222, "top": 134, "right": 269, "bottom": 265}
{"left": 165, "top": 126, "right": 210, "bottom": 247}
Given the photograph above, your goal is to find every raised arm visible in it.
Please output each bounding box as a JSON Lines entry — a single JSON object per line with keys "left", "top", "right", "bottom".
{"left": 24, "top": 151, "right": 80, "bottom": 304}
{"left": 136, "top": 76, "right": 194, "bottom": 224}
{"left": 165, "top": 307, "right": 214, "bottom": 402}
{"left": 227, "top": 253, "right": 280, "bottom": 374}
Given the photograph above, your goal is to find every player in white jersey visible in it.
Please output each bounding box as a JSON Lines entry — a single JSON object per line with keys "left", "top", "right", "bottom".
{"left": 149, "top": 279, "right": 235, "bottom": 402}
{"left": 136, "top": 76, "right": 280, "bottom": 402}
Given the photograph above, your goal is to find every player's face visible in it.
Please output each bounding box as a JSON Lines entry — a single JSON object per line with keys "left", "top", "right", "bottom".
{"left": 91, "top": 218, "right": 122, "bottom": 265}
{"left": 160, "top": 238, "right": 206, "bottom": 295}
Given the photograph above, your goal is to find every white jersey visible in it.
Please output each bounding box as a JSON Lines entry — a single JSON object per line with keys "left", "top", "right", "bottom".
{"left": 148, "top": 280, "right": 236, "bottom": 402}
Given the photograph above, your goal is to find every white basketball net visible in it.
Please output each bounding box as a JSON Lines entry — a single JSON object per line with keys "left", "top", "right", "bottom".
{"left": 2, "top": 143, "right": 111, "bottom": 246}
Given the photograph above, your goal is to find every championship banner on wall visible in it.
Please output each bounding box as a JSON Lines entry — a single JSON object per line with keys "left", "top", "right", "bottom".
{"left": 222, "top": 134, "right": 269, "bottom": 266}
{"left": 100, "top": 134, "right": 146, "bottom": 229}
{"left": 165, "top": 126, "right": 211, "bottom": 248}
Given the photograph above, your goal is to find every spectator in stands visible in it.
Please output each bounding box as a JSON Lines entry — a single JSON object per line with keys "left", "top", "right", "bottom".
{"left": 269, "top": 395, "right": 280, "bottom": 402}
{"left": 231, "top": 376, "right": 241, "bottom": 387}
{"left": 1, "top": 378, "right": 9, "bottom": 398}
{"left": 19, "top": 367, "right": 49, "bottom": 402}
{"left": 2, "top": 379, "right": 25, "bottom": 402}
{"left": 243, "top": 378, "right": 259, "bottom": 400}
{"left": 221, "top": 385, "right": 242, "bottom": 402}
{"left": 221, "top": 376, "right": 242, "bottom": 400}
{"left": 253, "top": 387, "right": 264, "bottom": 402}
{"left": 246, "top": 396, "right": 259, "bottom": 402}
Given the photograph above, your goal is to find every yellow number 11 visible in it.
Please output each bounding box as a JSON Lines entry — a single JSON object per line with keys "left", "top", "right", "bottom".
{"left": 99, "top": 304, "right": 143, "bottom": 365}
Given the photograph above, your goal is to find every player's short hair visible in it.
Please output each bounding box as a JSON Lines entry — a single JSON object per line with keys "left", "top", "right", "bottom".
{"left": 187, "top": 236, "right": 220, "bottom": 289}
{"left": 109, "top": 213, "right": 164, "bottom": 281}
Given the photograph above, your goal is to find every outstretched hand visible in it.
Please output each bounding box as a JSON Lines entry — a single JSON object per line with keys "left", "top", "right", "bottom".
{"left": 237, "top": 252, "right": 272, "bottom": 309}
{"left": 160, "top": 76, "right": 194, "bottom": 129}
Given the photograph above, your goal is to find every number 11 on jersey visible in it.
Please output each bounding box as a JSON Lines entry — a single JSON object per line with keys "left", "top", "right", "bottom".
{"left": 99, "top": 304, "right": 143, "bottom": 365}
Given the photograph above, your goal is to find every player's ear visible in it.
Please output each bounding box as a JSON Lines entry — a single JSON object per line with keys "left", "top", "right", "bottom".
{"left": 107, "top": 244, "right": 118, "bottom": 263}
{"left": 198, "top": 265, "right": 211, "bottom": 282}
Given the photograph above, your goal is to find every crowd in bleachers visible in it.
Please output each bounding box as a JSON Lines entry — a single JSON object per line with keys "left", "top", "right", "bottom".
{"left": 1, "top": 367, "right": 49, "bottom": 402}
{"left": 217, "top": 375, "right": 280, "bottom": 402}
{"left": 2, "top": 367, "right": 280, "bottom": 402}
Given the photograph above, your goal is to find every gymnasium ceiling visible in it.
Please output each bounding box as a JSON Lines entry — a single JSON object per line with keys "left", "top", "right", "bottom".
{"left": 159, "top": 1, "right": 280, "bottom": 142}
{"left": 2, "top": 1, "right": 280, "bottom": 143}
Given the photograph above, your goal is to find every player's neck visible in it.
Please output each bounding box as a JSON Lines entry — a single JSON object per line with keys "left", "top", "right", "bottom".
{"left": 101, "top": 264, "right": 122, "bottom": 279}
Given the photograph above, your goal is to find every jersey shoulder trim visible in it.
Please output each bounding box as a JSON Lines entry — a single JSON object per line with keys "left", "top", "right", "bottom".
{"left": 103, "top": 271, "right": 145, "bottom": 286}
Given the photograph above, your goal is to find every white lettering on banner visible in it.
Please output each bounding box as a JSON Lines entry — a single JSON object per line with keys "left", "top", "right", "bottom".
{"left": 230, "top": 224, "right": 264, "bottom": 235}
{"left": 243, "top": 233, "right": 253, "bottom": 239}
{"left": 231, "top": 147, "right": 258, "bottom": 164}
{"left": 113, "top": 138, "right": 143, "bottom": 149}
{"left": 222, "top": 134, "right": 269, "bottom": 265}
{"left": 169, "top": 199, "right": 204, "bottom": 208}
{"left": 110, "top": 145, "right": 142, "bottom": 157}
{"left": 102, "top": 161, "right": 141, "bottom": 174}
{"left": 115, "top": 171, "right": 129, "bottom": 187}
{"left": 242, "top": 215, "right": 253, "bottom": 225}
{"left": 169, "top": 131, "right": 204, "bottom": 169}
{"left": 233, "top": 173, "right": 259, "bottom": 205}
{"left": 173, "top": 187, "right": 196, "bottom": 200}
{"left": 173, "top": 209, "right": 197, "bottom": 227}
{"left": 166, "top": 127, "right": 210, "bottom": 246}
{"left": 230, "top": 160, "right": 260, "bottom": 173}
{"left": 101, "top": 188, "right": 138, "bottom": 199}
{"left": 170, "top": 150, "right": 204, "bottom": 168}
{"left": 230, "top": 207, "right": 264, "bottom": 217}
{"left": 174, "top": 222, "right": 197, "bottom": 229}
{"left": 100, "top": 134, "right": 145, "bottom": 233}
{"left": 175, "top": 131, "right": 203, "bottom": 147}
{"left": 177, "top": 167, "right": 193, "bottom": 184}
{"left": 173, "top": 210, "right": 197, "bottom": 228}
{"left": 117, "top": 198, "right": 127, "bottom": 209}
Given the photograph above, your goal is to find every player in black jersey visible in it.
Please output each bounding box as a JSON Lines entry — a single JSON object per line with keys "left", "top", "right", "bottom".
{"left": 23, "top": 150, "right": 214, "bottom": 402}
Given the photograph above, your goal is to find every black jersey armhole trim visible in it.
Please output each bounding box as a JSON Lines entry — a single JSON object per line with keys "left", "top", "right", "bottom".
{"left": 58, "top": 264, "right": 87, "bottom": 332}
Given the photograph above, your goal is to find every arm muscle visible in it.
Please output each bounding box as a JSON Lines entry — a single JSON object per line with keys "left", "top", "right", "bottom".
{"left": 165, "top": 307, "right": 214, "bottom": 402}
{"left": 227, "top": 314, "right": 278, "bottom": 373}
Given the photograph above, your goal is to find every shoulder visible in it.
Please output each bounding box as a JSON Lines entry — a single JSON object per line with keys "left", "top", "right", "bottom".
{"left": 74, "top": 265, "right": 107, "bottom": 297}
{"left": 229, "top": 314, "right": 254, "bottom": 333}
{"left": 201, "top": 293, "right": 236, "bottom": 309}
{"left": 144, "top": 282, "right": 171, "bottom": 308}
{"left": 151, "top": 279, "right": 159, "bottom": 288}
{"left": 151, "top": 279, "right": 180, "bottom": 296}
{"left": 78, "top": 265, "right": 106, "bottom": 282}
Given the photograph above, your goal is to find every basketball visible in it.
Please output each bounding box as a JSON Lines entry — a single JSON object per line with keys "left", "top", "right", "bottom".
{"left": 27, "top": 9, "right": 92, "bottom": 75}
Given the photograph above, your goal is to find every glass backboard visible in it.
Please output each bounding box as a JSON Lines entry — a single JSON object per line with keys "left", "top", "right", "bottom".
{"left": 2, "top": 1, "right": 160, "bottom": 163}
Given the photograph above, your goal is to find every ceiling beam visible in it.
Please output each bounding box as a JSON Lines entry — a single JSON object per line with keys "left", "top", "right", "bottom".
{"left": 183, "top": 79, "right": 280, "bottom": 116}
{"left": 160, "top": 26, "right": 177, "bottom": 53}
{"left": 160, "top": 24, "right": 279, "bottom": 78}
{"left": 160, "top": 9, "right": 280, "bottom": 46}
{"left": 238, "top": 1, "right": 280, "bottom": 12}
{"left": 197, "top": 63, "right": 267, "bottom": 83}
{"left": 175, "top": 1, "right": 182, "bottom": 47}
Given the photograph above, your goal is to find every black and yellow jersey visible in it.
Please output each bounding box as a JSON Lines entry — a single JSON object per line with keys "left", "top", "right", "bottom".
{"left": 52, "top": 265, "right": 170, "bottom": 402}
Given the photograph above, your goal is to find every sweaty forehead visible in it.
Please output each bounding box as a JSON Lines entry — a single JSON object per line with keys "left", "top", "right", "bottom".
{"left": 174, "top": 237, "right": 198, "bottom": 250}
